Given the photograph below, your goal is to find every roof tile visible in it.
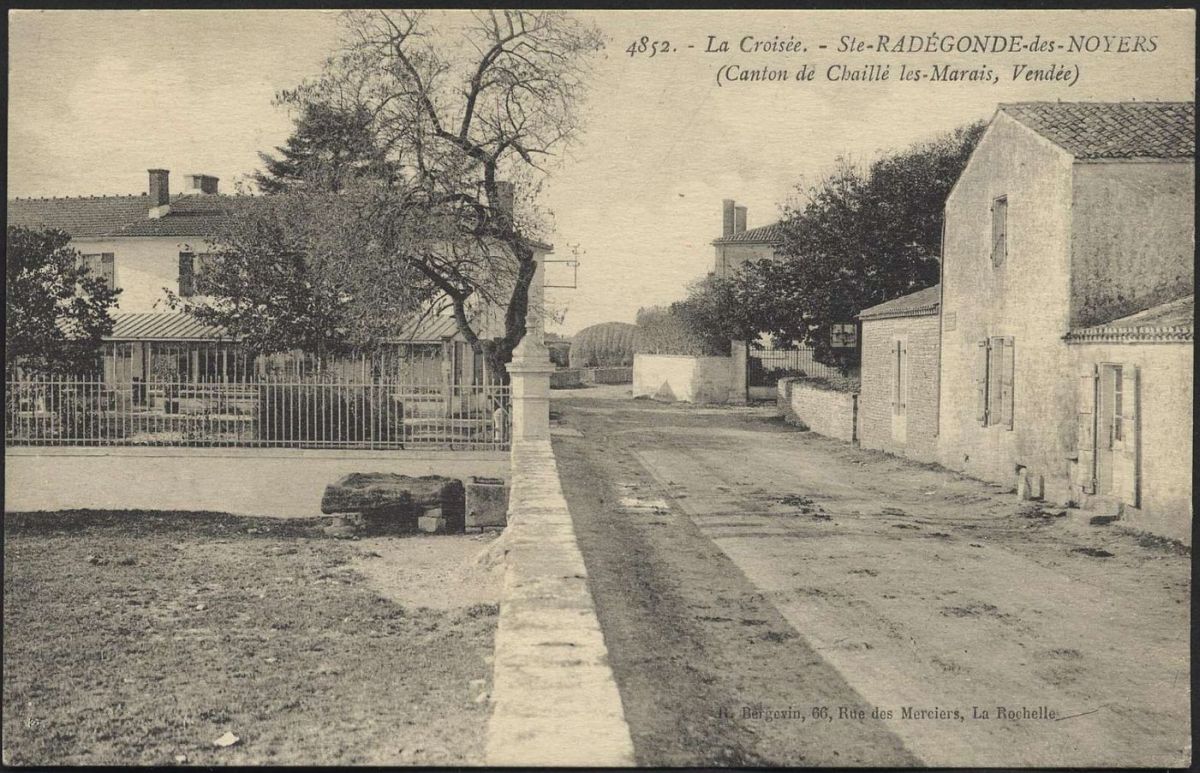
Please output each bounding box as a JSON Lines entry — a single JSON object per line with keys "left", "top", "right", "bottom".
{"left": 858, "top": 285, "right": 941, "bottom": 320}
{"left": 1000, "top": 102, "right": 1194, "bottom": 159}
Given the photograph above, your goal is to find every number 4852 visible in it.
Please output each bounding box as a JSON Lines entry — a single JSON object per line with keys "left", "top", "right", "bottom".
{"left": 627, "top": 36, "right": 672, "bottom": 57}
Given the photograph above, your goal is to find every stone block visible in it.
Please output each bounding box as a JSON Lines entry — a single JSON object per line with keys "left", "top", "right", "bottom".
{"left": 419, "top": 510, "right": 447, "bottom": 534}
{"left": 467, "top": 476, "right": 510, "bottom": 528}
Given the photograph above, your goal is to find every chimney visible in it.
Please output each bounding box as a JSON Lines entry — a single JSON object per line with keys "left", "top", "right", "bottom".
{"left": 148, "top": 169, "right": 170, "bottom": 218}
{"left": 494, "top": 180, "right": 515, "bottom": 221}
{"left": 734, "top": 205, "right": 747, "bottom": 234}
{"left": 722, "top": 199, "right": 735, "bottom": 237}
{"left": 186, "top": 174, "right": 220, "bottom": 195}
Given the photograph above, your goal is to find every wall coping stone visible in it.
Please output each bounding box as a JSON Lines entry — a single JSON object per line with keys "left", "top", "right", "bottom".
{"left": 485, "top": 439, "right": 636, "bottom": 766}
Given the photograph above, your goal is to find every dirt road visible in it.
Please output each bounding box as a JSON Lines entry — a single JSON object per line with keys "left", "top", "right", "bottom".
{"left": 551, "top": 389, "right": 1190, "bottom": 767}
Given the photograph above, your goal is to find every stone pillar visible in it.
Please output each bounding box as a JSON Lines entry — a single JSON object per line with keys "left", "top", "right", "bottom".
{"left": 508, "top": 249, "right": 554, "bottom": 443}
{"left": 729, "top": 339, "right": 748, "bottom": 405}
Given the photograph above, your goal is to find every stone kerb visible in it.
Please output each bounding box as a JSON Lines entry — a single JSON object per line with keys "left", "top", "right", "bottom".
{"left": 485, "top": 440, "right": 636, "bottom": 766}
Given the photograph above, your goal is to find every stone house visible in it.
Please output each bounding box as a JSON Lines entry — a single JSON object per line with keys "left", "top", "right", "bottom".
{"left": 857, "top": 284, "right": 941, "bottom": 463}
{"left": 8, "top": 168, "right": 539, "bottom": 388}
{"left": 936, "top": 101, "right": 1193, "bottom": 541}
{"left": 711, "top": 198, "right": 781, "bottom": 278}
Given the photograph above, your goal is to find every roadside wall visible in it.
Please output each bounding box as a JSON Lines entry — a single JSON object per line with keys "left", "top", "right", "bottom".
{"left": 582, "top": 367, "right": 633, "bottom": 385}
{"left": 633, "top": 354, "right": 732, "bottom": 403}
{"left": 859, "top": 313, "right": 940, "bottom": 463}
{"left": 486, "top": 440, "right": 635, "bottom": 765}
{"left": 4, "top": 447, "right": 508, "bottom": 517}
{"left": 550, "top": 369, "right": 584, "bottom": 389}
{"left": 779, "top": 378, "right": 858, "bottom": 443}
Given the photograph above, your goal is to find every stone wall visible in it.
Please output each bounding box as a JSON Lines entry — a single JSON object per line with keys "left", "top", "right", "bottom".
{"left": 4, "top": 447, "right": 508, "bottom": 518}
{"left": 779, "top": 378, "right": 858, "bottom": 443}
{"left": 582, "top": 366, "right": 633, "bottom": 385}
{"left": 859, "top": 313, "right": 940, "bottom": 463}
{"left": 550, "top": 369, "right": 583, "bottom": 389}
{"left": 485, "top": 440, "right": 634, "bottom": 765}
{"left": 632, "top": 353, "right": 733, "bottom": 404}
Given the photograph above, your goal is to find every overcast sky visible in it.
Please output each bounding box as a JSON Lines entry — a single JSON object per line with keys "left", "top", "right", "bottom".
{"left": 8, "top": 9, "right": 1195, "bottom": 333}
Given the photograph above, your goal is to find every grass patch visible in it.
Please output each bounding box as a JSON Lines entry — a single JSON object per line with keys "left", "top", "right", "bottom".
{"left": 3, "top": 510, "right": 497, "bottom": 766}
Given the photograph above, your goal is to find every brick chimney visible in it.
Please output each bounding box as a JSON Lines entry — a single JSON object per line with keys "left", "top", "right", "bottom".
{"left": 722, "top": 199, "right": 735, "bottom": 237}
{"left": 734, "top": 205, "right": 747, "bottom": 234}
{"left": 148, "top": 169, "right": 170, "bottom": 218}
{"left": 186, "top": 174, "right": 219, "bottom": 195}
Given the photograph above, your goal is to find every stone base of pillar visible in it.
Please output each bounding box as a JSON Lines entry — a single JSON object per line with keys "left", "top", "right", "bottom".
{"left": 729, "top": 339, "right": 748, "bottom": 405}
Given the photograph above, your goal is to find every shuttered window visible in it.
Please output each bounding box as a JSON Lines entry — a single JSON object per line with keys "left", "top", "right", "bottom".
{"left": 891, "top": 339, "right": 907, "bottom": 416}
{"left": 991, "top": 196, "right": 1007, "bottom": 267}
{"left": 81, "top": 253, "right": 116, "bottom": 291}
{"left": 179, "top": 252, "right": 195, "bottom": 297}
{"left": 978, "top": 337, "right": 1015, "bottom": 428}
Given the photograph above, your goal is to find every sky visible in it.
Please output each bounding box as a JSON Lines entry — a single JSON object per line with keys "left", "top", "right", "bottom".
{"left": 8, "top": 9, "right": 1195, "bottom": 334}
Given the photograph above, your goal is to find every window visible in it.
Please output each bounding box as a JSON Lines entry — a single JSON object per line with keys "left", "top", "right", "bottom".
{"left": 991, "top": 196, "right": 1007, "bottom": 267}
{"left": 976, "top": 336, "right": 1015, "bottom": 428}
{"left": 81, "top": 253, "right": 116, "bottom": 291}
{"left": 178, "top": 252, "right": 215, "bottom": 297}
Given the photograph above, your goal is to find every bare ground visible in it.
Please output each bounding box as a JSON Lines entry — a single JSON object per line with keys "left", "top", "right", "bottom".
{"left": 2, "top": 510, "right": 499, "bottom": 766}
{"left": 552, "top": 394, "right": 1191, "bottom": 767}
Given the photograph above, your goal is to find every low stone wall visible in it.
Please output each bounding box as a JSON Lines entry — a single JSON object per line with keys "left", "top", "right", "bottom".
{"left": 632, "top": 353, "right": 732, "bottom": 403}
{"left": 485, "top": 440, "right": 634, "bottom": 765}
{"left": 582, "top": 366, "right": 633, "bottom": 385}
{"left": 550, "top": 368, "right": 584, "bottom": 389}
{"left": 4, "top": 447, "right": 508, "bottom": 518}
{"left": 778, "top": 377, "right": 859, "bottom": 443}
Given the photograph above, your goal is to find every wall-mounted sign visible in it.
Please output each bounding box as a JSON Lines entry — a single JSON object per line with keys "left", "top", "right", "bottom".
{"left": 831, "top": 323, "right": 857, "bottom": 348}
{"left": 943, "top": 312, "right": 957, "bottom": 331}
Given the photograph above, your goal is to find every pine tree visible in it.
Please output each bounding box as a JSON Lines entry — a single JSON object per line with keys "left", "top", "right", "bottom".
{"left": 253, "top": 102, "right": 396, "bottom": 193}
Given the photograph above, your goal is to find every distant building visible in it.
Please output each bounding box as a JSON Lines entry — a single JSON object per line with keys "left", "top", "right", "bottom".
{"left": 857, "top": 285, "right": 941, "bottom": 463}
{"left": 710, "top": 198, "right": 782, "bottom": 278}
{"left": 8, "top": 169, "right": 545, "bottom": 387}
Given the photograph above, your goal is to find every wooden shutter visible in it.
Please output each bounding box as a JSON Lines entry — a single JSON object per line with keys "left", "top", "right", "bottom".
{"left": 178, "top": 253, "right": 195, "bottom": 297}
{"left": 999, "top": 336, "right": 1015, "bottom": 430}
{"left": 987, "top": 337, "right": 1005, "bottom": 425}
{"left": 1115, "top": 365, "right": 1140, "bottom": 507}
{"left": 975, "top": 339, "right": 990, "bottom": 425}
{"left": 898, "top": 341, "right": 908, "bottom": 415}
{"left": 1076, "top": 366, "right": 1098, "bottom": 494}
{"left": 991, "top": 197, "right": 1007, "bottom": 266}
{"left": 890, "top": 340, "right": 900, "bottom": 413}
{"left": 101, "top": 253, "right": 116, "bottom": 291}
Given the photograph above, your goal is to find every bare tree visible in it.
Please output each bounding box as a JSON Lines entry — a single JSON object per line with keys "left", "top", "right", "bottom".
{"left": 263, "top": 10, "right": 604, "bottom": 377}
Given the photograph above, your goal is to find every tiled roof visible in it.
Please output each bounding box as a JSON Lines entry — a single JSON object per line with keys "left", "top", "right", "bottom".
{"left": 1066, "top": 294, "right": 1193, "bottom": 343}
{"left": 7, "top": 193, "right": 244, "bottom": 239}
{"left": 858, "top": 285, "right": 941, "bottom": 320}
{"left": 103, "top": 312, "right": 464, "bottom": 343}
{"left": 1000, "top": 102, "right": 1194, "bottom": 159}
{"left": 712, "top": 222, "right": 784, "bottom": 245}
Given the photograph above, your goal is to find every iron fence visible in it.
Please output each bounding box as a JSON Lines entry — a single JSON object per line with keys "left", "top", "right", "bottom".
{"left": 5, "top": 375, "right": 511, "bottom": 451}
{"left": 747, "top": 346, "right": 840, "bottom": 386}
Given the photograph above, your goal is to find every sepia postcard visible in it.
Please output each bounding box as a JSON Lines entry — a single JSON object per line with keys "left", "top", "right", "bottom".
{"left": 4, "top": 7, "right": 1194, "bottom": 768}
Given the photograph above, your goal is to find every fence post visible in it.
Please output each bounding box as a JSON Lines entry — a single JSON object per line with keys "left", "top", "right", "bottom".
{"left": 507, "top": 248, "right": 554, "bottom": 443}
{"left": 729, "top": 339, "right": 748, "bottom": 405}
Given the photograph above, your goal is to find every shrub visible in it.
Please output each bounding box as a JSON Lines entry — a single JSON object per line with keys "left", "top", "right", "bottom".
{"left": 569, "top": 322, "right": 637, "bottom": 368}
{"left": 635, "top": 306, "right": 729, "bottom": 357}
{"left": 256, "top": 383, "right": 402, "bottom": 443}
